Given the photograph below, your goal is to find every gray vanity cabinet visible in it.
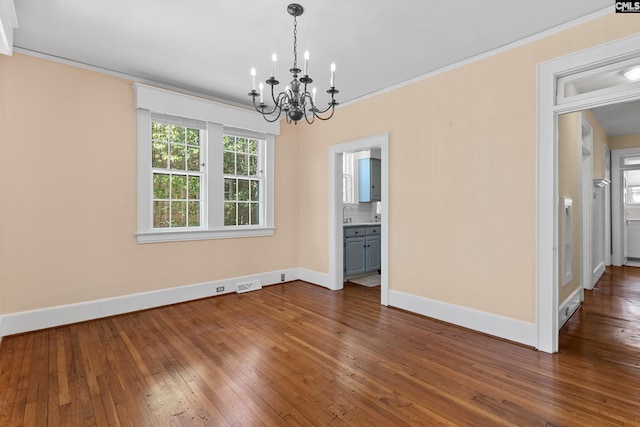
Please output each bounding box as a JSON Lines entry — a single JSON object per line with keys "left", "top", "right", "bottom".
{"left": 344, "top": 225, "right": 381, "bottom": 277}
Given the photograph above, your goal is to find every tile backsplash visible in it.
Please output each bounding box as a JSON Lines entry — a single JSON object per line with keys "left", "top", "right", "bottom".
{"left": 342, "top": 202, "right": 380, "bottom": 224}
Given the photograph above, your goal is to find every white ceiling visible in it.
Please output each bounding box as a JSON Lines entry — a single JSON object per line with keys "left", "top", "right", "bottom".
{"left": 12, "top": 0, "right": 638, "bottom": 136}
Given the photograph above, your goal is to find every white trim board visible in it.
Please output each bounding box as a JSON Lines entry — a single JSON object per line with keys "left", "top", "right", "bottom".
{"left": 299, "top": 268, "right": 330, "bottom": 289}
{"left": 0, "top": 268, "right": 299, "bottom": 338}
{"left": 389, "top": 290, "right": 537, "bottom": 347}
{"left": 558, "top": 287, "right": 582, "bottom": 330}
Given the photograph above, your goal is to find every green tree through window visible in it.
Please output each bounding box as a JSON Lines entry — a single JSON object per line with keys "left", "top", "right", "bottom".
{"left": 223, "top": 134, "right": 262, "bottom": 226}
{"left": 151, "top": 122, "right": 202, "bottom": 228}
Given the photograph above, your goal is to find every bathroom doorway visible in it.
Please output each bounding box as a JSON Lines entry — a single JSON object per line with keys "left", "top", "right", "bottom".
{"left": 328, "top": 134, "right": 389, "bottom": 305}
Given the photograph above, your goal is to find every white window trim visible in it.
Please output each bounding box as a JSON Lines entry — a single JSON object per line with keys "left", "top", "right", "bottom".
{"left": 134, "top": 84, "right": 277, "bottom": 243}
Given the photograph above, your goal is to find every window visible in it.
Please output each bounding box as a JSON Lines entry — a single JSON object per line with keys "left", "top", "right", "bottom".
{"left": 151, "top": 121, "right": 203, "bottom": 228}
{"left": 627, "top": 186, "right": 640, "bottom": 204}
{"left": 342, "top": 152, "right": 357, "bottom": 204}
{"left": 135, "top": 83, "right": 277, "bottom": 243}
{"left": 223, "top": 134, "right": 264, "bottom": 226}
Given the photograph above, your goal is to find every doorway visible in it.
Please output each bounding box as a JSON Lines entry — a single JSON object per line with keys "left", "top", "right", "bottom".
{"left": 537, "top": 33, "right": 640, "bottom": 353}
{"left": 612, "top": 147, "right": 640, "bottom": 266}
{"left": 328, "top": 134, "right": 389, "bottom": 305}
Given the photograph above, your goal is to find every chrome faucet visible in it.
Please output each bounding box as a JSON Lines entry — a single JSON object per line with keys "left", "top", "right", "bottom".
{"left": 343, "top": 205, "right": 353, "bottom": 223}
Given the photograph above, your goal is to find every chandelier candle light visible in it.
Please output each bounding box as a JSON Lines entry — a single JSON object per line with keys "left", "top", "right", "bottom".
{"left": 248, "top": 3, "right": 339, "bottom": 124}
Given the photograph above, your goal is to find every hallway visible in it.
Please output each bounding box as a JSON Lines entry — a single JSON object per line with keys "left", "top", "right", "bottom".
{"left": 560, "top": 266, "right": 640, "bottom": 369}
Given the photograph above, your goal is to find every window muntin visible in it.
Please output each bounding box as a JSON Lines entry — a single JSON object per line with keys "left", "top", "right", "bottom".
{"left": 223, "top": 134, "right": 263, "bottom": 226}
{"left": 151, "top": 122, "right": 203, "bottom": 229}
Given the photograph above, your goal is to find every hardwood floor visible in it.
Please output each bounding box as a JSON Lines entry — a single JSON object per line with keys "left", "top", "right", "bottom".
{"left": 1, "top": 271, "right": 639, "bottom": 426}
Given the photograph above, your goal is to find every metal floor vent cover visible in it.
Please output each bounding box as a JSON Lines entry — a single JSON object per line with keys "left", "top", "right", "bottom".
{"left": 236, "top": 280, "right": 262, "bottom": 294}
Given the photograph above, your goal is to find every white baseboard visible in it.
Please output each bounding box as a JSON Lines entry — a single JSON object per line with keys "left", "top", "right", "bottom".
{"left": 593, "top": 261, "right": 606, "bottom": 285}
{"left": 559, "top": 287, "right": 582, "bottom": 329}
{"left": 0, "top": 268, "right": 299, "bottom": 338}
{"left": 388, "top": 290, "right": 537, "bottom": 348}
{"left": 298, "top": 268, "right": 330, "bottom": 289}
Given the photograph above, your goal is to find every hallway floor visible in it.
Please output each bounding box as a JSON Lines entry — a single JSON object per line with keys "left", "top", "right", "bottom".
{"left": 560, "top": 265, "right": 640, "bottom": 369}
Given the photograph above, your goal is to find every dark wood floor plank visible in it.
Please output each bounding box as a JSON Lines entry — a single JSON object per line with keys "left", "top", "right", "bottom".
{"left": 2, "top": 269, "right": 640, "bottom": 425}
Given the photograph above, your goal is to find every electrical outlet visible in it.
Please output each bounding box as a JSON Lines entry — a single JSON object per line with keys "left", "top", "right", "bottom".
{"left": 216, "top": 286, "right": 224, "bottom": 293}
{"left": 280, "top": 273, "right": 285, "bottom": 282}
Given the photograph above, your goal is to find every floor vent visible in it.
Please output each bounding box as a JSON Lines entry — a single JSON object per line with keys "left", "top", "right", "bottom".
{"left": 236, "top": 280, "right": 262, "bottom": 294}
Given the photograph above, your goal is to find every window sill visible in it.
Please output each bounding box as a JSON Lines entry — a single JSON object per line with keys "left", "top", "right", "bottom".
{"left": 136, "top": 227, "right": 275, "bottom": 243}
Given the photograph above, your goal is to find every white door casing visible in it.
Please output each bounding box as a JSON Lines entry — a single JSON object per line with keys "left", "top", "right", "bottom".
{"left": 580, "top": 115, "right": 593, "bottom": 291}
{"left": 328, "top": 134, "right": 389, "bottom": 305}
{"left": 611, "top": 147, "right": 640, "bottom": 266}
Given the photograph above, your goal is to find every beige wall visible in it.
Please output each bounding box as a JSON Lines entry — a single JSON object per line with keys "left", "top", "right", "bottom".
{"left": 608, "top": 134, "right": 640, "bottom": 150}
{"left": 0, "top": 54, "right": 300, "bottom": 315}
{"left": 297, "top": 14, "right": 640, "bottom": 323}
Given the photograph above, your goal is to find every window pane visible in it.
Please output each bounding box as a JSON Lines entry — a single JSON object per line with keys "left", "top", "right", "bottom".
{"left": 224, "top": 178, "right": 236, "bottom": 201}
{"left": 171, "top": 175, "right": 187, "bottom": 199}
{"left": 152, "top": 122, "right": 168, "bottom": 141}
{"left": 237, "top": 137, "right": 248, "bottom": 153}
{"left": 222, "top": 133, "right": 266, "bottom": 229}
{"left": 152, "top": 142, "right": 169, "bottom": 168}
{"left": 224, "top": 202, "right": 237, "bottom": 226}
{"left": 248, "top": 139, "right": 258, "bottom": 155}
{"left": 629, "top": 186, "right": 640, "bottom": 204}
{"left": 237, "top": 153, "right": 248, "bottom": 176}
{"left": 188, "top": 201, "right": 200, "bottom": 226}
{"left": 223, "top": 135, "right": 235, "bottom": 151}
{"left": 153, "top": 201, "right": 170, "bottom": 228}
{"left": 624, "top": 157, "right": 640, "bottom": 166}
{"left": 153, "top": 174, "right": 170, "bottom": 199}
{"left": 249, "top": 154, "right": 257, "bottom": 176}
{"left": 187, "top": 128, "right": 200, "bottom": 146}
{"left": 238, "top": 179, "right": 250, "bottom": 201}
{"left": 188, "top": 176, "right": 200, "bottom": 200}
{"left": 170, "top": 144, "right": 186, "bottom": 170}
{"left": 238, "top": 202, "right": 250, "bottom": 225}
{"left": 250, "top": 180, "right": 259, "bottom": 201}
{"left": 223, "top": 152, "right": 235, "bottom": 174}
{"left": 170, "top": 125, "right": 185, "bottom": 143}
{"left": 250, "top": 203, "right": 259, "bottom": 225}
{"left": 187, "top": 147, "right": 200, "bottom": 171}
{"left": 171, "top": 201, "right": 186, "bottom": 226}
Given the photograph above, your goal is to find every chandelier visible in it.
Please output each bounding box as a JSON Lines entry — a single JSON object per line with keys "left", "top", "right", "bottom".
{"left": 248, "top": 3, "right": 339, "bottom": 124}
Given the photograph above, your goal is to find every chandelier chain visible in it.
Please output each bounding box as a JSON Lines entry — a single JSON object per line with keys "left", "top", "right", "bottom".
{"left": 293, "top": 15, "right": 298, "bottom": 71}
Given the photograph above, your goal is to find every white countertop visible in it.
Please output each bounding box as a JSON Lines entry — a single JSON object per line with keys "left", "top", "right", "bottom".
{"left": 343, "top": 222, "right": 381, "bottom": 227}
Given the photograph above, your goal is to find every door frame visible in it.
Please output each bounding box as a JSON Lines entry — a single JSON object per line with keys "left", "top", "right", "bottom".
{"left": 537, "top": 32, "right": 640, "bottom": 353}
{"left": 580, "top": 115, "right": 593, "bottom": 291}
{"left": 328, "top": 134, "right": 389, "bottom": 305}
{"left": 612, "top": 147, "right": 640, "bottom": 266}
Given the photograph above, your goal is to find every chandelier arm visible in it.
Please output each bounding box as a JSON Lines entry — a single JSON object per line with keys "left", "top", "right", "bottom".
{"left": 270, "top": 83, "right": 281, "bottom": 106}
{"left": 313, "top": 106, "right": 336, "bottom": 121}
{"left": 302, "top": 95, "right": 316, "bottom": 125}
{"left": 313, "top": 101, "right": 337, "bottom": 115}
{"left": 251, "top": 96, "right": 280, "bottom": 117}
{"left": 250, "top": 95, "right": 286, "bottom": 123}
